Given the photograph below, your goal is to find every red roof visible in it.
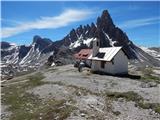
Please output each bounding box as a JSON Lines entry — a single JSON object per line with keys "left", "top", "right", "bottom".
{"left": 74, "top": 49, "right": 92, "bottom": 60}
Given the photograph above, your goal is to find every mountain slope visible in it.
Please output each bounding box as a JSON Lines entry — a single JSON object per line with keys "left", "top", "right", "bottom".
{"left": 1, "top": 36, "right": 54, "bottom": 66}
{"left": 1, "top": 10, "right": 160, "bottom": 69}
{"left": 53, "top": 10, "right": 160, "bottom": 66}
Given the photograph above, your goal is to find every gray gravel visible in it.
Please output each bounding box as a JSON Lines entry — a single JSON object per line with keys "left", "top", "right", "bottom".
{"left": 43, "top": 65, "right": 160, "bottom": 103}
{"left": 2, "top": 64, "right": 160, "bottom": 120}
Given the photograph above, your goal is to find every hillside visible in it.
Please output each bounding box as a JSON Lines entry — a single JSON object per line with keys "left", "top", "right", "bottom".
{"left": 1, "top": 64, "right": 160, "bottom": 120}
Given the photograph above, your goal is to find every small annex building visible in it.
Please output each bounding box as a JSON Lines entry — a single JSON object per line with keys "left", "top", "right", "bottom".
{"left": 74, "top": 49, "right": 92, "bottom": 60}
{"left": 74, "top": 49, "right": 92, "bottom": 67}
{"left": 88, "top": 38, "right": 129, "bottom": 75}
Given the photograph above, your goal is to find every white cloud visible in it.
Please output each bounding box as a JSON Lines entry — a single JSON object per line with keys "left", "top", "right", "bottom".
{"left": 2, "top": 9, "right": 93, "bottom": 38}
{"left": 118, "top": 17, "right": 160, "bottom": 29}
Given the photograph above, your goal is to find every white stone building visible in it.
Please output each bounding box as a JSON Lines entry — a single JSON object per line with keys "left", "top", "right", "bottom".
{"left": 88, "top": 38, "right": 129, "bottom": 75}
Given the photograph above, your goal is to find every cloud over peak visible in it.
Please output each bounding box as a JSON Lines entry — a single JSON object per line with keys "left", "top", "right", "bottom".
{"left": 2, "top": 9, "right": 93, "bottom": 38}
{"left": 118, "top": 16, "right": 160, "bottom": 29}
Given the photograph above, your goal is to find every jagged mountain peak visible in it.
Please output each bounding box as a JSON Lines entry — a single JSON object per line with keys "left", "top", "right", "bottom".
{"left": 1, "top": 41, "right": 12, "bottom": 49}
{"left": 32, "top": 35, "right": 53, "bottom": 45}
{"left": 97, "top": 10, "right": 115, "bottom": 29}
{"left": 32, "top": 35, "right": 53, "bottom": 51}
{"left": 1, "top": 41, "right": 17, "bottom": 49}
{"left": 1, "top": 9, "right": 160, "bottom": 68}
{"left": 101, "top": 10, "right": 112, "bottom": 20}
{"left": 91, "top": 22, "right": 96, "bottom": 27}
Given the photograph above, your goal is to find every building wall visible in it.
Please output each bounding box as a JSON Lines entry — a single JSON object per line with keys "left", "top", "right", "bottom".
{"left": 113, "top": 50, "right": 128, "bottom": 74}
{"left": 91, "top": 60, "right": 114, "bottom": 73}
{"left": 85, "top": 59, "right": 92, "bottom": 67}
{"left": 91, "top": 60, "right": 100, "bottom": 71}
{"left": 91, "top": 50, "right": 128, "bottom": 74}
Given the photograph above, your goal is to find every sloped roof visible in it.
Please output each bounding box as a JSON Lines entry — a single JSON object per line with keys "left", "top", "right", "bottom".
{"left": 74, "top": 49, "right": 92, "bottom": 60}
{"left": 88, "top": 47, "right": 124, "bottom": 61}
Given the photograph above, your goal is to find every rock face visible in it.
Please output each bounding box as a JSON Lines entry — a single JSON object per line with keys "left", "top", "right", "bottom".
{"left": 56, "top": 10, "right": 160, "bottom": 66}
{"left": 1, "top": 10, "right": 160, "bottom": 69}
{"left": 32, "top": 35, "right": 53, "bottom": 52}
{"left": 1, "top": 42, "right": 31, "bottom": 64}
{"left": 58, "top": 10, "right": 132, "bottom": 54}
{"left": 1, "top": 41, "right": 12, "bottom": 49}
{"left": 1, "top": 36, "right": 54, "bottom": 66}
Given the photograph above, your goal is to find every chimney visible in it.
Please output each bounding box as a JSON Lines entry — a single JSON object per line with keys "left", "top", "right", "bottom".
{"left": 92, "top": 38, "right": 100, "bottom": 57}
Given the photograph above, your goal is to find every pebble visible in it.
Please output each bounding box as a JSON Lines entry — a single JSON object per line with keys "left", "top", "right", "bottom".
{"left": 81, "top": 113, "right": 85, "bottom": 117}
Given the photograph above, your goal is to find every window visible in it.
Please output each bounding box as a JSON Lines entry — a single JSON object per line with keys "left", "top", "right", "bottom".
{"left": 112, "top": 58, "right": 114, "bottom": 65}
{"left": 96, "top": 52, "right": 105, "bottom": 58}
{"left": 101, "top": 61, "right": 105, "bottom": 68}
{"left": 97, "top": 41, "right": 99, "bottom": 46}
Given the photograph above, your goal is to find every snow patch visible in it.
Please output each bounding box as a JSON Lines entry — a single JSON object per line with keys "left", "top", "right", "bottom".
{"left": 85, "top": 30, "right": 88, "bottom": 34}
{"left": 69, "top": 36, "right": 94, "bottom": 49}
{"left": 103, "top": 31, "right": 114, "bottom": 46}
{"left": 83, "top": 38, "right": 94, "bottom": 46}
{"left": 2, "top": 44, "right": 17, "bottom": 51}
{"left": 70, "top": 41, "right": 81, "bottom": 48}
{"left": 140, "top": 46, "right": 160, "bottom": 61}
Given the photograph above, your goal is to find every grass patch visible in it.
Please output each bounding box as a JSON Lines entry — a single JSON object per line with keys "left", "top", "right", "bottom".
{"left": 51, "top": 81, "right": 100, "bottom": 96}
{"left": 141, "top": 67, "right": 160, "bottom": 83}
{"left": 105, "top": 91, "right": 160, "bottom": 114}
{"left": 51, "top": 81, "right": 66, "bottom": 86}
{"left": 136, "top": 102, "right": 160, "bottom": 113}
{"left": 15, "top": 69, "right": 35, "bottom": 77}
{"left": 46, "top": 68, "right": 58, "bottom": 73}
{"left": 106, "top": 91, "right": 143, "bottom": 102}
{"left": 67, "top": 84, "right": 96, "bottom": 96}
{"left": 112, "top": 111, "right": 121, "bottom": 116}
{"left": 2, "top": 85, "right": 76, "bottom": 120}
{"left": 141, "top": 76, "right": 160, "bottom": 83}
{"left": 26, "top": 72, "right": 46, "bottom": 87}
{"left": 2, "top": 72, "right": 77, "bottom": 120}
{"left": 2, "top": 83, "right": 42, "bottom": 120}
{"left": 2, "top": 72, "right": 78, "bottom": 120}
{"left": 35, "top": 99, "right": 77, "bottom": 120}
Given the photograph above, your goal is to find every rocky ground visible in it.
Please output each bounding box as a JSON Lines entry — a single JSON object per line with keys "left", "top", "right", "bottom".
{"left": 1, "top": 64, "right": 160, "bottom": 120}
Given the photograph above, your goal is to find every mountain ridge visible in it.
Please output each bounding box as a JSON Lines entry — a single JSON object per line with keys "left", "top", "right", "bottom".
{"left": 1, "top": 10, "right": 160, "bottom": 69}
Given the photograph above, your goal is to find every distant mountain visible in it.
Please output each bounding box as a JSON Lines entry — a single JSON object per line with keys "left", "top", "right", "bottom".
{"left": 1, "top": 36, "right": 52, "bottom": 65}
{"left": 1, "top": 42, "right": 31, "bottom": 64}
{"left": 140, "top": 46, "right": 160, "bottom": 61}
{"left": 1, "top": 10, "right": 160, "bottom": 70}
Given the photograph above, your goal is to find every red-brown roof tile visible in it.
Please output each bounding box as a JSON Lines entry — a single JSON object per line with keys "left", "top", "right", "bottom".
{"left": 74, "top": 49, "right": 92, "bottom": 60}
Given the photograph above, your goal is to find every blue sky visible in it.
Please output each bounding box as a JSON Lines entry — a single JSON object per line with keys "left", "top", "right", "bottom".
{"left": 1, "top": 1, "right": 160, "bottom": 47}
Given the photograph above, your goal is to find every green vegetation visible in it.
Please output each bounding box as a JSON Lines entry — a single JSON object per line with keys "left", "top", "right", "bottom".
{"left": 136, "top": 102, "right": 160, "bottom": 114}
{"left": 51, "top": 81, "right": 100, "bottom": 96}
{"left": 2, "top": 73, "right": 76, "bottom": 120}
{"left": 33, "top": 99, "right": 76, "bottom": 120}
{"left": 141, "top": 67, "right": 160, "bottom": 83}
{"left": 68, "top": 84, "right": 97, "bottom": 96}
{"left": 106, "top": 91, "right": 143, "bottom": 102}
{"left": 112, "top": 111, "right": 121, "bottom": 116}
{"left": 105, "top": 91, "right": 160, "bottom": 114}
{"left": 141, "top": 75, "right": 160, "bottom": 83}
{"left": 2, "top": 83, "right": 42, "bottom": 120}
{"left": 51, "top": 81, "right": 66, "bottom": 86}
{"left": 15, "top": 69, "right": 35, "bottom": 77}
{"left": 46, "top": 68, "right": 58, "bottom": 73}
{"left": 26, "top": 72, "right": 46, "bottom": 87}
